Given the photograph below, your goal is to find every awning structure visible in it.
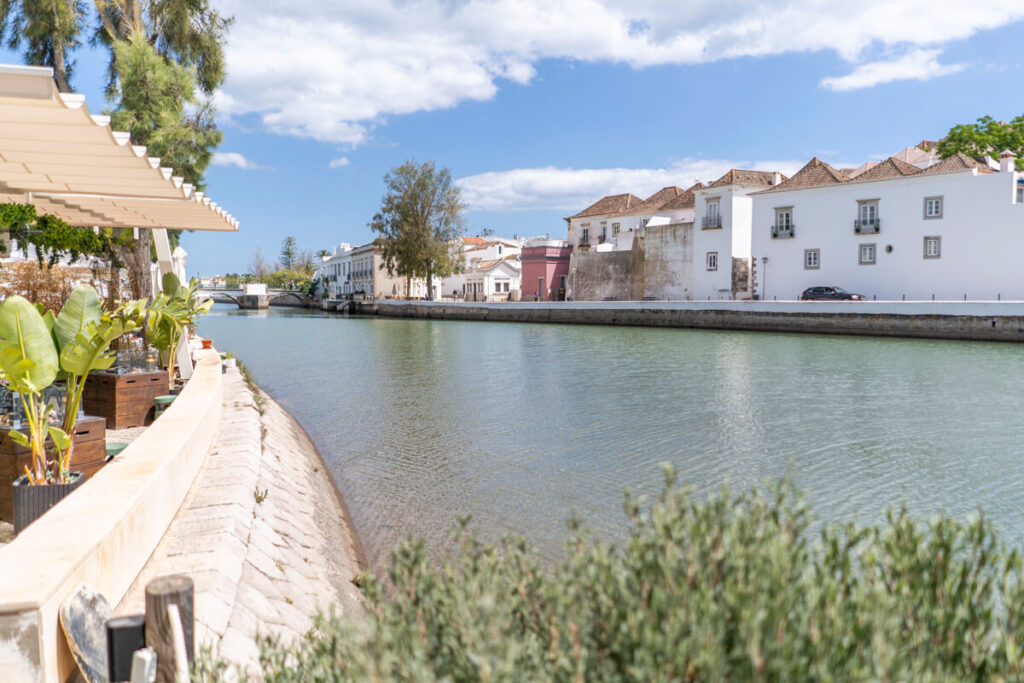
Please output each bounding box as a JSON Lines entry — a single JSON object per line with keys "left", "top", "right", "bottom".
{"left": 0, "top": 64, "right": 238, "bottom": 232}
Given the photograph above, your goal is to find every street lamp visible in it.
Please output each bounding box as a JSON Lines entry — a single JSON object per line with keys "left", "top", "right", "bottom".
{"left": 760, "top": 256, "right": 768, "bottom": 300}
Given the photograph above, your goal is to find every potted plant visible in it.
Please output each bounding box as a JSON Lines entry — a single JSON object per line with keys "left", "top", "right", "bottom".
{"left": 146, "top": 274, "right": 212, "bottom": 390}
{"left": 0, "top": 296, "right": 78, "bottom": 532}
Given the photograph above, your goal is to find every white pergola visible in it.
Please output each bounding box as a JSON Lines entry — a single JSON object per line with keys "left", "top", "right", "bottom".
{"left": 0, "top": 64, "right": 238, "bottom": 233}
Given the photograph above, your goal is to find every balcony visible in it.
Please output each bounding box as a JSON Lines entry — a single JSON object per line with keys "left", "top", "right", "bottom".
{"left": 854, "top": 218, "right": 880, "bottom": 234}
{"left": 771, "top": 224, "right": 795, "bottom": 239}
{"left": 702, "top": 215, "right": 722, "bottom": 229}
{"left": 578, "top": 237, "right": 590, "bottom": 246}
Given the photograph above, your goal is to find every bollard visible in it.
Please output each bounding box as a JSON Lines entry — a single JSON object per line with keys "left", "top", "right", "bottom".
{"left": 932, "top": 294, "right": 935, "bottom": 301}
{"left": 145, "top": 575, "right": 194, "bottom": 683}
{"left": 964, "top": 293, "right": 967, "bottom": 301}
{"left": 999, "top": 293, "right": 1002, "bottom": 301}
{"left": 902, "top": 294, "right": 905, "bottom": 301}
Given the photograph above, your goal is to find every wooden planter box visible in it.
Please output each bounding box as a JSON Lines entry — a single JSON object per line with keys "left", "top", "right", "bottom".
{"left": 0, "top": 415, "right": 106, "bottom": 523}
{"left": 82, "top": 370, "right": 167, "bottom": 430}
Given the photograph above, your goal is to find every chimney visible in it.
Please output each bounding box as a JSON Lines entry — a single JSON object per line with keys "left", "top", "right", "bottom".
{"left": 772, "top": 172, "right": 782, "bottom": 186}
{"left": 1000, "top": 150, "right": 1017, "bottom": 173}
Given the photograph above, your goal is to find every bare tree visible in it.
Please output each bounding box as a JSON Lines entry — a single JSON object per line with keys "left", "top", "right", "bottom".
{"left": 249, "top": 248, "right": 271, "bottom": 281}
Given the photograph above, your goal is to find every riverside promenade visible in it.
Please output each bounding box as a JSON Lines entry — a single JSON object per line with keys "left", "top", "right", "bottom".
{"left": 118, "top": 367, "right": 363, "bottom": 674}
{"left": 351, "top": 299, "right": 1024, "bottom": 343}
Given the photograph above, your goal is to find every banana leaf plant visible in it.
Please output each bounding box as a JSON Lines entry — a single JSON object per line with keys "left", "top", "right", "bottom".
{"left": 43, "top": 286, "right": 145, "bottom": 438}
{"left": 0, "top": 296, "right": 73, "bottom": 485}
{"left": 147, "top": 274, "right": 212, "bottom": 390}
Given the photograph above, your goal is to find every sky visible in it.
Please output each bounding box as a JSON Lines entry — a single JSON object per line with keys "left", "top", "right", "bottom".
{"left": 3, "top": 1, "right": 1024, "bottom": 276}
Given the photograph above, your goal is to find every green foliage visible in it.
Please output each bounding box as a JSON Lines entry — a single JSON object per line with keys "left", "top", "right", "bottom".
{"left": 280, "top": 236, "right": 297, "bottom": 270}
{"left": 0, "top": 202, "right": 132, "bottom": 268}
{"left": 146, "top": 274, "right": 212, "bottom": 388}
{"left": 108, "top": 33, "right": 222, "bottom": 190}
{"left": 240, "top": 470, "right": 1024, "bottom": 681}
{"left": 263, "top": 269, "right": 307, "bottom": 289}
{"left": 370, "top": 160, "right": 466, "bottom": 299}
{"left": 53, "top": 287, "right": 144, "bottom": 434}
{"left": 0, "top": 295, "right": 70, "bottom": 483}
{"left": 0, "top": 0, "right": 86, "bottom": 92}
{"left": 939, "top": 115, "right": 1024, "bottom": 170}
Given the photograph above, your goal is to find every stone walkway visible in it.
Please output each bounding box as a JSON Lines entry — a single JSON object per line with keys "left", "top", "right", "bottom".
{"left": 118, "top": 367, "right": 363, "bottom": 675}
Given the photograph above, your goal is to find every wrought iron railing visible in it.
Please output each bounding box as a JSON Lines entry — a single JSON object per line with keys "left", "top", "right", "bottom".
{"left": 771, "top": 224, "right": 795, "bottom": 238}
{"left": 854, "top": 218, "right": 880, "bottom": 234}
{"left": 702, "top": 215, "right": 722, "bottom": 229}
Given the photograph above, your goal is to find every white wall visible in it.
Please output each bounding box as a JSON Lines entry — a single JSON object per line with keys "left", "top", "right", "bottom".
{"left": 752, "top": 169, "right": 1024, "bottom": 300}
{"left": 692, "top": 185, "right": 757, "bottom": 300}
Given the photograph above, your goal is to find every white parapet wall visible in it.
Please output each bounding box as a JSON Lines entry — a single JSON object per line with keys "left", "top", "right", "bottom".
{"left": 0, "top": 350, "right": 223, "bottom": 682}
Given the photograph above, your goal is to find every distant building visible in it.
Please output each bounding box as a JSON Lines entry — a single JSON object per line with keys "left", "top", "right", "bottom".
{"left": 521, "top": 238, "right": 571, "bottom": 301}
{"left": 439, "top": 236, "right": 524, "bottom": 299}
{"left": 464, "top": 256, "right": 521, "bottom": 301}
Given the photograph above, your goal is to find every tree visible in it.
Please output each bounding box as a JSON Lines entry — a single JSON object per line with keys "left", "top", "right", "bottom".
{"left": 939, "top": 115, "right": 1024, "bottom": 170}
{"left": 280, "top": 236, "right": 297, "bottom": 270}
{"left": 370, "top": 160, "right": 465, "bottom": 300}
{"left": 315, "top": 248, "right": 331, "bottom": 260}
{"left": 249, "top": 248, "right": 271, "bottom": 281}
{"left": 92, "top": 0, "right": 231, "bottom": 97}
{"left": 296, "top": 249, "right": 315, "bottom": 278}
{"left": 0, "top": 1, "right": 86, "bottom": 92}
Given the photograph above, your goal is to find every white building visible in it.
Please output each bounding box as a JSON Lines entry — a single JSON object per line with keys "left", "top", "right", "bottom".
{"left": 692, "top": 170, "right": 785, "bottom": 300}
{"left": 437, "top": 235, "right": 524, "bottom": 299}
{"left": 750, "top": 152, "right": 1024, "bottom": 301}
{"left": 464, "top": 256, "right": 522, "bottom": 301}
{"left": 565, "top": 186, "right": 700, "bottom": 253}
{"left": 315, "top": 242, "right": 354, "bottom": 298}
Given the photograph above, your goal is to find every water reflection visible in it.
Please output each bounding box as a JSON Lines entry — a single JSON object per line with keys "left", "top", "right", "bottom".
{"left": 200, "top": 305, "right": 1024, "bottom": 570}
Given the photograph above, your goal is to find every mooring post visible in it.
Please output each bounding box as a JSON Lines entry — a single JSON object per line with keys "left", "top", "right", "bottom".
{"left": 145, "top": 575, "right": 194, "bottom": 683}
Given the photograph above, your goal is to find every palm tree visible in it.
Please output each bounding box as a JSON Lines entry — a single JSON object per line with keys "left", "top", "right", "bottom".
{"left": 316, "top": 249, "right": 331, "bottom": 260}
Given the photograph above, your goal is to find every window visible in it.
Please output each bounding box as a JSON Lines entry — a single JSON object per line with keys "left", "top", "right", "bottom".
{"left": 497, "top": 245, "right": 503, "bottom": 255}
{"left": 804, "top": 249, "right": 820, "bottom": 270}
{"left": 923, "top": 236, "right": 941, "bottom": 259}
{"left": 859, "top": 243, "right": 876, "bottom": 265}
{"left": 859, "top": 202, "right": 877, "bottom": 223}
{"left": 924, "top": 196, "right": 943, "bottom": 219}
{"left": 775, "top": 208, "right": 792, "bottom": 228}
{"left": 612, "top": 223, "right": 621, "bottom": 235}
{"left": 706, "top": 251, "right": 718, "bottom": 271}
{"left": 581, "top": 227, "right": 590, "bottom": 244}
{"left": 707, "top": 199, "right": 719, "bottom": 220}
{"left": 601, "top": 226, "right": 607, "bottom": 242}
{"left": 1017, "top": 186, "right": 1024, "bottom": 204}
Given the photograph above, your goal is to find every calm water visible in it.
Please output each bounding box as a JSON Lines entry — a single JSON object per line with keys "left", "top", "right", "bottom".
{"left": 200, "top": 305, "right": 1024, "bottom": 570}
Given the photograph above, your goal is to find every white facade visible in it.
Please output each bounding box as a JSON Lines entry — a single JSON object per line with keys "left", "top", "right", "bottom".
{"left": 464, "top": 258, "right": 522, "bottom": 301}
{"left": 315, "top": 242, "right": 354, "bottom": 298}
{"left": 751, "top": 165, "right": 1024, "bottom": 301}
{"left": 438, "top": 236, "right": 524, "bottom": 299}
{"left": 691, "top": 184, "right": 760, "bottom": 300}
{"left": 567, "top": 194, "right": 695, "bottom": 253}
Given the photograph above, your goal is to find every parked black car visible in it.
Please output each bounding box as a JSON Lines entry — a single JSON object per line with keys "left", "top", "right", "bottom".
{"left": 800, "top": 286, "right": 865, "bottom": 301}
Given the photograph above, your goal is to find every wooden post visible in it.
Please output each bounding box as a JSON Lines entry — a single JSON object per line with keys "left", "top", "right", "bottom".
{"left": 145, "top": 575, "right": 194, "bottom": 683}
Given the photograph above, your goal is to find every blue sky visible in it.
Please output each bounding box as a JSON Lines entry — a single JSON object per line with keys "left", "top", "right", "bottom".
{"left": 4, "top": 1, "right": 1024, "bottom": 276}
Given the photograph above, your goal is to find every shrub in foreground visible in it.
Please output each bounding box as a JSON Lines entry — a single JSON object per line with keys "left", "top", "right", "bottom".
{"left": 204, "top": 469, "right": 1024, "bottom": 681}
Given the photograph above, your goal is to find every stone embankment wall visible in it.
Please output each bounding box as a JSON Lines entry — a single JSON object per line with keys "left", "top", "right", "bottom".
{"left": 639, "top": 222, "right": 693, "bottom": 300}
{"left": 567, "top": 250, "right": 638, "bottom": 301}
{"left": 356, "top": 300, "right": 1024, "bottom": 343}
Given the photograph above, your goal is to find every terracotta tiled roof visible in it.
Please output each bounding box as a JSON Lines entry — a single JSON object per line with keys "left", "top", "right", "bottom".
{"left": 708, "top": 169, "right": 784, "bottom": 188}
{"left": 611, "top": 186, "right": 692, "bottom": 216}
{"left": 473, "top": 257, "right": 521, "bottom": 271}
{"left": 757, "top": 158, "right": 848, "bottom": 193}
{"left": 658, "top": 188, "right": 696, "bottom": 211}
{"left": 569, "top": 193, "right": 643, "bottom": 219}
{"left": 916, "top": 153, "right": 992, "bottom": 175}
{"left": 461, "top": 236, "right": 489, "bottom": 245}
{"left": 847, "top": 156, "right": 921, "bottom": 183}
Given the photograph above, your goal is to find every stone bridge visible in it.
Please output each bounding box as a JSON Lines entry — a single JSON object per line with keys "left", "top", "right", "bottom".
{"left": 199, "top": 288, "right": 312, "bottom": 309}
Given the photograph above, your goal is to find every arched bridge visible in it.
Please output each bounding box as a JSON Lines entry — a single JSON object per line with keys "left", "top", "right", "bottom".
{"left": 198, "top": 288, "right": 312, "bottom": 309}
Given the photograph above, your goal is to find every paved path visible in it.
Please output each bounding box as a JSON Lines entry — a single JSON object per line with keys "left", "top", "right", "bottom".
{"left": 118, "top": 367, "right": 363, "bottom": 675}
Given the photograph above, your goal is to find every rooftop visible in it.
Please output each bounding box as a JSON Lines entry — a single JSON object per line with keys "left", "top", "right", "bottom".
{"left": 568, "top": 193, "right": 643, "bottom": 219}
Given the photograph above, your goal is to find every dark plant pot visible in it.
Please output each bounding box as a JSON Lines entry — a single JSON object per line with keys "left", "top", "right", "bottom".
{"left": 201, "top": 339, "right": 213, "bottom": 350}
{"left": 13, "top": 472, "right": 85, "bottom": 533}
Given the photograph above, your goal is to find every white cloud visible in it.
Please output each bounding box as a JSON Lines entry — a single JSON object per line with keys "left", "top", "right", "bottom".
{"left": 328, "top": 156, "right": 350, "bottom": 169}
{"left": 211, "top": 151, "right": 270, "bottom": 170}
{"left": 216, "top": 1, "right": 1024, "bottom": 145}
{"left": 820, "top": 49, "right": 966, "bottom": 91}
{"left": 457, "top": 158, "right": 809, "bottom": 212}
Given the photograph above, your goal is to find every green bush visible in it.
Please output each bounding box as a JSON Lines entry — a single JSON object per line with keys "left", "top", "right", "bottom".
{"left": 207, "top": 468, "right": 1024, "bottom": 681}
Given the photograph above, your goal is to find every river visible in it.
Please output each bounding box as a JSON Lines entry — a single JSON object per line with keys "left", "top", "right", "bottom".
{"left": 199, "top": 304, "right": 1024, "bottom": 570}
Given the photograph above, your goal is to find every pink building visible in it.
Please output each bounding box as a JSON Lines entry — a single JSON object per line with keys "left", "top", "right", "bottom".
{"left": 520, "top": 238, "right": 571, "bottom": 301}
